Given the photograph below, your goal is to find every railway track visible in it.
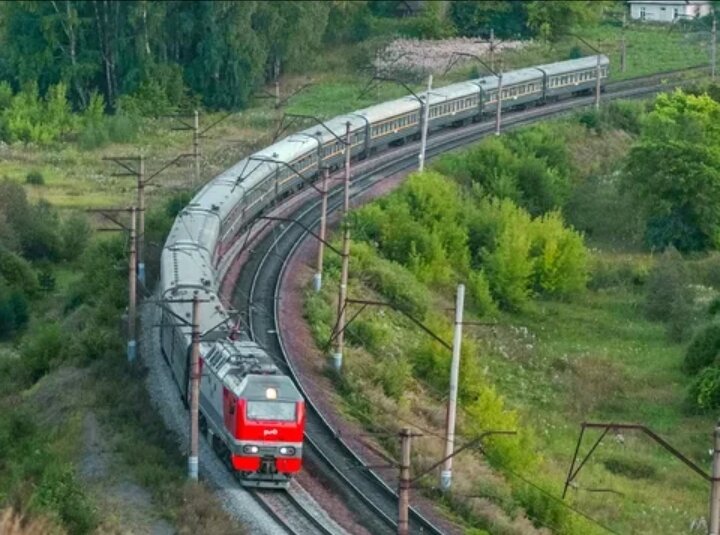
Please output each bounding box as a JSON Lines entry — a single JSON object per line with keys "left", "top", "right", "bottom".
{"left": 224, "top": 67, "right": 707, "bottom": 533}
{"left": 252, "top": 488, "right": 344, "bottom": 535}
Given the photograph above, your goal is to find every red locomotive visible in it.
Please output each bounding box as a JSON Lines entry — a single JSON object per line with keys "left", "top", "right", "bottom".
{"left": 161, "top": 318, "right": 305, "bottom": 487}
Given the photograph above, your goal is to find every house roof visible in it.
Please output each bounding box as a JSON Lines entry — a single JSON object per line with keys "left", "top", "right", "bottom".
{"left": 627, "top": 1, "right": 710, "bottom": 5}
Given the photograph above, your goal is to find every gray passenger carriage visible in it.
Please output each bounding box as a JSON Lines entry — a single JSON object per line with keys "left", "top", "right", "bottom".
{"left": 536, "top": 55, "right": 610, "bottom": 100}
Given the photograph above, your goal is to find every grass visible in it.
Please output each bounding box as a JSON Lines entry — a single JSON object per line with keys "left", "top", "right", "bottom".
{"left": 492, "top": 21, "right": 712, "bottom": 82}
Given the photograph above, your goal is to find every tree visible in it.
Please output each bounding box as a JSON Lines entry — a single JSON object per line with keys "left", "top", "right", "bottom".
{"left": 645, "top": 247, "right": 693, "bottom": 341}
{"left": 525, "top": 0, "right": 605, "bottom": 41}
{"left": 623, "top": 91, "right": 720, "bottom": 252}
{"left": 449, "top": 0, "right": 529, "bottom": 39}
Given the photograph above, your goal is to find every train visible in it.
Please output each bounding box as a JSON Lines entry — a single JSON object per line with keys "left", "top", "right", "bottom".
{"left": 159, "top": 54, "right": 609, "bottom": 487}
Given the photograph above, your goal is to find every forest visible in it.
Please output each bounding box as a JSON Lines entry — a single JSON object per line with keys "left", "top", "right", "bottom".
{"left": 0, "top": 1, "right": 605, "bottom": 116}
{"left": 2, "top": 1, "right": 720, "bottom": 533}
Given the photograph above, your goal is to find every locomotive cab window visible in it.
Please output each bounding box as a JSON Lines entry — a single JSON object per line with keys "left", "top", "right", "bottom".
{"left": 246, "top": 400, "right": 296, "bottom": 421}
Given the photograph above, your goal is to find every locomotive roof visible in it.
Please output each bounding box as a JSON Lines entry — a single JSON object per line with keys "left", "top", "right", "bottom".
{"left": 202, "top": 339, "right": 302, "bottom": 401}
{"left": 240, "top": 374, "right": 302, "bottom": 402}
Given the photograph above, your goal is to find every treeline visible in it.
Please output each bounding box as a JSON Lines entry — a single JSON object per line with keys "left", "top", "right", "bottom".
{"left": 0, "top": 1, "right": 606, "bottom": 115}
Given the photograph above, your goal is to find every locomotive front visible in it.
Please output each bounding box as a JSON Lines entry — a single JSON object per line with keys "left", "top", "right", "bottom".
{"left": 228, "top": 373, "right": 305, "bottom": 487}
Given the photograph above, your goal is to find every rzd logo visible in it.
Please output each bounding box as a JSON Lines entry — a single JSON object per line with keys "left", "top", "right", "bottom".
{"left": 263, "top": 429, "right": 278, "bottom": 437}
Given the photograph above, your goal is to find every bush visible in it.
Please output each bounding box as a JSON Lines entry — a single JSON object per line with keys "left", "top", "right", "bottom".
{"left": 31, "top": 464, "right": 97, "bottom": 534}
{"left": 0, "top": 283, "right": 29, "bottom": 338}
{"left": 346, "top": 316, "right": 390, "bottom": 354}
{"left": 20, "top": 322, "right": 64, "bottom": 382}
{"left": 60, "top": 213, "right": 92, "bottom": 262}
{"left": 578, "top": 110, "right": 600, "bottom": 131}
{"left": 467, "top": 270, "right": 497, "bottom": 316}
{"left": 645, "top": 247, "right": 693, "bottom": 341}
{"left": 683, "top": 323, "right": 720, "bottom": 375}
{"left": 378, "top": 356, "right": 412, "bottom": 401}
{"left": 688, "top": 365, "right": 720, "bottom": 411}
{"left": 587, "top": 255, "right": 649, "bottom": 290}
{"left": 354, "top": 242, "right": 430, "bottom": 319}
{"left": 484, "top": 198, "right": 534, "bottom": 310}
{"left": 602, "top": 456, "right": 656, "bottom": 479}
{"left": 25, "top": 171, "right": 44, "bottom": 185}
{"left": 0, "top": 247, "right": 39, "bottom": 295}
{"left": 531, "top": 211, "right": 588, "bottom": 297}
{"left": 600, "top": 100, "right": 644, "bottom": 135}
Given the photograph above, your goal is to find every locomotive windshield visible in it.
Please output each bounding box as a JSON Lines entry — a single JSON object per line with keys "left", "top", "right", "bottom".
{"left": 246, "top": 401, "right": 296, "bottom": 422}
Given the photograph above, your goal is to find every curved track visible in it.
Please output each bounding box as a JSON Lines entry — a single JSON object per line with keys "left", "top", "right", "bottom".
{"left": 224, "top": 68, "right": 706, "bottom": 533}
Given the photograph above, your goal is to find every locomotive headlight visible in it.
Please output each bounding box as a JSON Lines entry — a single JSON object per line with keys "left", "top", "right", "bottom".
{"left": 265, "top": 387, "right": 277, "bottom": 400}
{"left": 279, "top": 447, "right": 296, "bottom": 456}
{"left": 243, "top": 445, "right": 259, "bottom": 454}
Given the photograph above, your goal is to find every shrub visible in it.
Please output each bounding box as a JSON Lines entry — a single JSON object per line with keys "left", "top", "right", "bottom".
{"left": 20, "top": 322, "right": 64, "bottom": 382}
{"left": 378, "top": 356, "right": 412, "bottom": 401}
{"left": 588, "top": 255, "right": 649, "bottom": 290}
{"left": 20, "top": 201, "right": 63, "bottom": 261}
{"left": 600, "top": 100, "right": 644, "bottom": 135}
{"left": 0, "top": 283, "right": 29, "bottom": 338}
{"left": 484, "top": 199, "right": 534, "bottom": 310}
{"left": 0, "top": 247, "right": 38, "bottom": 295}
{"left": 31, "top": 464, "right": 97, "bottom": 534}
{"left": 645, "top": 247, "right": 693, "bottom": 341}
{"left": 60, "top": 213, "right": 92, "bottom": 262}
{"left": 531, "top": 211, "right": 588, "bottom": 297}
{"left": 354, "top": 242, "right": 430, "bottom": 319}
{"left": 346, "top": 316, "right": 390, "bottom": 354}
{"left": 688, "top": 365, "right": 720, "bottom": 411}
{"left": 467, "top": 270, "right": 497, "bottom": 316}
{"left": 602, "top": 456, "right": 656, "bottom": 479}
{"left": 683, "top": 323, "right": 720, "bottom": 375}
{"left": 304, "top": 290, "right": 334, "bottom": 351}
{"left": 25, "top": 171, "right": 44, "bottom": 185}
{"left": 578, "top": 110, "right": 600, "bottom": 131}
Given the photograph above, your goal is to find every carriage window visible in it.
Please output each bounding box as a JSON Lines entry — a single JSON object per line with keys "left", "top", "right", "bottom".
{"left": 246, "top": 400, "right": 296, "bottom": 422}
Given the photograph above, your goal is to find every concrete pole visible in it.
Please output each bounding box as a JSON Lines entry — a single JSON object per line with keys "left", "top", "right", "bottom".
{"left": 710, "top": 420, "right": 720, "bottom": 535}
{"left": 712, "top": 16, "right": 717, "bottom": 82}
{"left": 595, "top": 54, "right": 601, "bottom": 111}
{"left": 398, "top": 428, "right": 412, "bottom": 535}
{"left": 332, "top": 123, "right": 352, "bottom": 371}
{"left": 193, "top": 110, "right": 200, "bottom": 187}
{"left": 137, "top": 155, "right": 146, "bottom": 286}
{"left": 489, "top": 27, "right": 495, "bottom": 72}
{"left": 127, "top": 206, "right": 137, "bottom": 363}
{"left": 189, "top": 294, "right": 200, "bottom": 481}
{"left": 440, "top": 284, "right": 465, "bottom": 491}
{"left": 621, "top": 12, "right": 627, "bottom": 73}
{"left": 495, "top": 64, "right": 503, "bottom": 136}
{"left": 314, "top": 166, "right": 329, "bottom": 292}
{"left": 418, "top": 74, "right": 432, "bottom": 172}
{"left": 274, "top": 58, "right": 281, "bottom": 108}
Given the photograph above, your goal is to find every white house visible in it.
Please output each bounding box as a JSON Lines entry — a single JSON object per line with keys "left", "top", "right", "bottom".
{"left": 628, "top": 1, "right": 713, "bottom": 22}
